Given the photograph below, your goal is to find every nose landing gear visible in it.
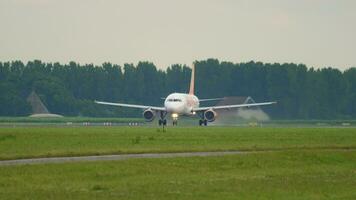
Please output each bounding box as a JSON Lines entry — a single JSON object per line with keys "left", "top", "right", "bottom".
{"left": 172, "top": 113, "right": 179, "bottom": 126}
{"left": 172, "top": 120, "right": 178, "bottom": 126}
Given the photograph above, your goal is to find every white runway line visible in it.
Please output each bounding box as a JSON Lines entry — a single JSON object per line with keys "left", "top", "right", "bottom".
{"left": 0, "top": 151, "right": 248, "bottom": 166}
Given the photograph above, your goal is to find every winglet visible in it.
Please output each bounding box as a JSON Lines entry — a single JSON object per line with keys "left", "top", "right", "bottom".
{"left": 189, "top": 63, "right": 195, "bottom": 95}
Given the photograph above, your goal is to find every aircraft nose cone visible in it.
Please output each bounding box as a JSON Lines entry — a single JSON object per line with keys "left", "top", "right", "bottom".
{"left": 166, "top": 104, "right": 175, "bottom": 112}
{"left": 165, "top": 103, "right": 183, "bottom": 113}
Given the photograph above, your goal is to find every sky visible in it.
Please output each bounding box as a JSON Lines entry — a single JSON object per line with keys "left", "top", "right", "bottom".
{"left": 0, "top": 0, "right": 355, "bottom": 70}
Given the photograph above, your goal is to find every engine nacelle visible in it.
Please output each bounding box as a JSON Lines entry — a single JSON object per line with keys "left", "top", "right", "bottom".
{"left": 143, "top": 109, "right": 155, "bottom": 122}
{"left": 204, "top": 109, "right": 217, "bottom": 122}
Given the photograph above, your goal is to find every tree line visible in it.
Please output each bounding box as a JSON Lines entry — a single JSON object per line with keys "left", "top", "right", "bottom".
{"left": 0, "top": 59, "right": 355, "bottom": 119}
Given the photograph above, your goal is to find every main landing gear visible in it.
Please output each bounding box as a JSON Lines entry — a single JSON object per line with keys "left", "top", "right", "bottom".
{"left": 158, "top": 119, "right": 167, "bottom": 126}
{"left": 158, "top": 111, "right": 167, "bottom": 127}
{"left": 197, "top": 112, "right": 208, "bottom": 126}
{"left": 199, "top": 119, "right": 208, "bottom": 126}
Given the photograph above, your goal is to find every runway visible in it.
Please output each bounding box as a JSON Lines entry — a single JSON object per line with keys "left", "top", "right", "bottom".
{"left": 0, "top": 151, "right": 248, "bottom": 166}
{"left": 1, "top": 148, "right": 354, "bottom": 166}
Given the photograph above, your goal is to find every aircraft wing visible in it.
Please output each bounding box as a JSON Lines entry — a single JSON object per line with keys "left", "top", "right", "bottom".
{"left": 192, "top": 102, "right": 276, "bottom": 112}
{"left": 95, "top": 101, "right": 166, "bottom": 111}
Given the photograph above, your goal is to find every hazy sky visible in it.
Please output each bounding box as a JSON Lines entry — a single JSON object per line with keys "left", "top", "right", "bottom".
{"left": 0, "top": 0, "right": 355, "bottom": 70}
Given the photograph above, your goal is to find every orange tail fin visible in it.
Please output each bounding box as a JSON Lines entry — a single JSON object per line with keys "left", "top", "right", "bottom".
{"left": 189, "top": 63, "right": 195, "bottom": 95}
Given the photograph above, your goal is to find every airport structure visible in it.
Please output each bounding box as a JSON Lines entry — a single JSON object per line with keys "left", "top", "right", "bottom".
{"left": 26, "top": 91, "right": 63, "bottom": 118}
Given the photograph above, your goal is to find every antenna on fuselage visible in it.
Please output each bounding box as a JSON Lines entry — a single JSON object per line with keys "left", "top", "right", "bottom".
{"left": 189, "top": 63, "right": 195, "bottom": 95}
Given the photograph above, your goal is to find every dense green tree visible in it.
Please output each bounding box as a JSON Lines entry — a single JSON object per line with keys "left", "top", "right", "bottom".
{"left": 0, "top": 59, "right": 354, "bottom": 119}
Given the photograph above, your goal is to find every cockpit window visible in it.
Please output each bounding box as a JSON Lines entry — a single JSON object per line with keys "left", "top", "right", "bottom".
{"left": 168, "top": 99, "right": 182, "bottom": 102}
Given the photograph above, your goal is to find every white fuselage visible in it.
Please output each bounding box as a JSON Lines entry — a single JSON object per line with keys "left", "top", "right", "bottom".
{"left": 164, "top": 93, "right": 199, "bottom": 115}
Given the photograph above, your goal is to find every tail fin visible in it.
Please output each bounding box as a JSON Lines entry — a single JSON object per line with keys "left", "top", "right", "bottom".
{"left": 189, "top": 63, "right": 195, "bottom": 95}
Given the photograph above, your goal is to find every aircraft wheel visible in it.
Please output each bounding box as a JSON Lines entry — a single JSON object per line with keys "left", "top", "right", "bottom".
{"left": 204, "top": 120, "right": 208, "bottom": 126}
{"left": 163, "top": 119, "right": 167, "bottom": 126}
{"left": 199, "top": 119, "right": 203, "bottom": 126}
{"left": 173, "top": 120, "right": 178, "bottom": 126}
{"left": 158, "top": 119, "right": 162, "bottom": 126}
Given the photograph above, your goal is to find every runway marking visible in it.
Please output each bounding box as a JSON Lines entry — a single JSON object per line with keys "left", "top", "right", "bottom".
{"left": 0, "top": 151, "right": 247, "bottom": 166}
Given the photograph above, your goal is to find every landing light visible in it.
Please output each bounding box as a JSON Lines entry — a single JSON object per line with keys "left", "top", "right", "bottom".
{"left": 172, "top": 113, "right": 179, "bottom": 119}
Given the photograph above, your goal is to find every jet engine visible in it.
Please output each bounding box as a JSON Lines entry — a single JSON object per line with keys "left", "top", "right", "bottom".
{"left": 143, "top": 109, "right": 155, "bottom": 122}
{"left": 204, "top": 109, "right": 217, "bottom": 122}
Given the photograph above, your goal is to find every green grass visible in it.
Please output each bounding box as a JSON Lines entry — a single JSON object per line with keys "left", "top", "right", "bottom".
{"left": 1, "top": 127, "right": 356, "bottom": 199}
{"left": 0, "top": 150, "right": 355, "bottom": 199}
{"left": 263, "top": 119, "right": 356, "bottom": 127}
{"left": 0, "top": 116, "right": 143, "bottom": 123}
{"left": 0, "top": 127, "right": 355, "bottom": 160}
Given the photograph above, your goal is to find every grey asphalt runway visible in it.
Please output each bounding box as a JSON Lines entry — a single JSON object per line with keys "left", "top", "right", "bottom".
{"left": 0, "top": 151, "right": 248, "bottom": 166}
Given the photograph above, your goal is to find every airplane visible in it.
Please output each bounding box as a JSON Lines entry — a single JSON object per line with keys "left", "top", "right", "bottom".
{"left": 95, "top": 64, "right": 276, "bottom": 126}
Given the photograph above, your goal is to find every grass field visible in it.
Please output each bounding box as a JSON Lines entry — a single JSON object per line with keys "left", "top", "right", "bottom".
{"left": 0, "top": 126, "right": 356, "bottom": 199}
{"left": 0, "top": 127, "right": 355, "bottom": 160}
{"left": 0, "top": 150, "right": 355, "bottom": 199}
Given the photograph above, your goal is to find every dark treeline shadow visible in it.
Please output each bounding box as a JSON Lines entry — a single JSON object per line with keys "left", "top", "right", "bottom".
{"left": 0, "top": 59, "right": 355, "bottom": 119}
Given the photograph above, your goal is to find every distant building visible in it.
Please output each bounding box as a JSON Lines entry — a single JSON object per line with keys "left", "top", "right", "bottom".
{"left": 26, "top": 91, "right": 63, "bottom": 118}
{"left": 212, "top": 96, "right": 269, "bottom": 124}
